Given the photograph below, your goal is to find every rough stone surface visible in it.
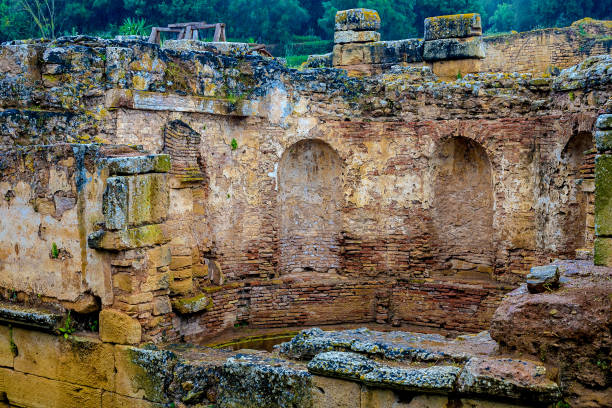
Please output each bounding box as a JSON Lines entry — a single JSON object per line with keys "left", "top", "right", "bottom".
{"left": 457, "top": 357, "right": 561, "bottom": 403}
{"left": 424, "top": 14, "right": 482, "bottom": 40}
{"left": 103, "top": 155, "right": 171, "bottom": 176}
{"left": 171, "top": 294, "right": 211, "bottom": 314}
{"left": 595, "top": 154, "right": 612, "bottom": 236}
{"left": 596, "top": 114, "right": 612, "bottom": 131}
{"left": 99, "top": 309, "right": 142, "bottom": 345}
{"left": 88, "top": 225, "right": 169, "bottom": 250}
{"left": 334, "top": 30, "right": 381, "bottom": 44}
{"left": 335, "top": 9, "right": 381, "bottom": 32}
{"left": 0, "top": 302, "right": 62, "bottom": 332}
{"left": 423, "top": 37, "right": 485, "bottom": 61}
{"left": 490, "top": 261, "right": 612, "bottom": 407}
{"left": 526, "top": 265, "right": 559, "bottom": 293}
{"left": 595, "top": 129, "right": 612, "bottom": 152}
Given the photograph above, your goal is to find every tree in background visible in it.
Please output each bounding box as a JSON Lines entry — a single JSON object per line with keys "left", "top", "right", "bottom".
{"left": 18, "top": 0, "right": 56, "bottom": 38}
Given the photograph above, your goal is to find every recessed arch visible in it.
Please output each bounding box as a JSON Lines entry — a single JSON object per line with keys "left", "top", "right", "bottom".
{"left": 432, "top": 136, "right": 495, "bottom": 278}
{"left": 278, "top": 139, "right": 343, "bottom": 274}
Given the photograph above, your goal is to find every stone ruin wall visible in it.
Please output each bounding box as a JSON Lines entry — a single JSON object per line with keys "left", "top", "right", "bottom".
{"left": 0, "top": 8, "right": 610, "bottom": 406}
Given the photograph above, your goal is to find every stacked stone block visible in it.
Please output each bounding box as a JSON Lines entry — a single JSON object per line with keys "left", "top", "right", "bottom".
{"left": 88, "top": 154, "right": 177, "bottom": 343}
{"left": 594, "top": 111, "right": 612, "bottom": 265}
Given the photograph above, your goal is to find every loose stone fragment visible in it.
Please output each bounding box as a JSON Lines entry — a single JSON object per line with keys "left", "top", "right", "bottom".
{"left": 424, "top": 14, "right": 482, "bottom": 40}
{"left": 526, "top": 265, "right": 559, "bottom": 293}
{"left": 335, "top": 9, "right": 381, "bottom": 32}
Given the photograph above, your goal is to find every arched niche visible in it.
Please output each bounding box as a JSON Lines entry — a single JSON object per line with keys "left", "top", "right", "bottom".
{"left": 432, "top": 136, "right": 495, "bottom": 278}
{"left": 278, "top": 139, "right": 342, "bottom": 274}
{"left": 556, "top": 131, "right": 595, "bottom": 254}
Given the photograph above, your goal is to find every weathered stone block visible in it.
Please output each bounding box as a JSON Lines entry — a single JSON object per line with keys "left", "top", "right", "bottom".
{"left": 12, "top": 328, "right": 115, "bottom": 390}
{"left": 594, "top": 237, "right": 612, "bottom": 266}
{"left": 171, "top": 294, "right": 211, "bottom": 315}
{"left": 423, "top": 37, "right": 485, "bottom": 61}
{"left": 152, "top": 297, "right": 172, "bottom": 316}
{"left": 526, "top": 265, "right": 559, "bottom": 293}
{"left": 128, "top": 174, "right": 169, "bottom": 226}
{"left": 595, "top": 154, "right": 612, "bottom": 236}
{"left": 170, "top": 255, "right": 192, "bottom": 270}
{"left": 311, "top": 376, "right": 360, "bottom": 408}
{"left": 596, "top": 114, "right": 612, "bottom": 130}
{"left": 170, "top": 277, "right": 193, "bottom": 295}
{"left": 103, "top": 155, "right": 171, "bottom": 176}
{"left": 114, "top": 346, "right": 177, "bottom": 402}
{"left": 102, "top": 392, "right": 165, "bottom": 408}
{"left": 0, "top": 326, "right": 13, "bottom": 368}
{"left": 0, "top": 367, "right": 102, "bottom": 408}
{"left": 432, "top": 58, "right": 483, "bottom": 80}
{"left": 457, "top": 357, "right": 561, "bottom": 403}
{"left": 141, "top": 272, "right": 170, "bottom": 292}
{"left": 424, "top": 14, "right": 482, "bottom": 40}
{"left": 334, "top": 30, "right": 380, "bottom": 44}
{"left": 99, "top": 309, "right": 142, "bottom": 345}
{"left": 146, "top": 245, "right": 172, "bottom": 268}
{"left": 0, "top": 303, "right": 62, "bottom": 332}
{"left": 335, "top": 9, "right": 381, "bottom": 32}
{"left": 88, "top": 225, "right": 169, "bottom": 251}
{"left": 595, "top": 130, "right": 612, "bottom": 152}
{"left": 104, "top": 176, "right": 128, "bottom": 230}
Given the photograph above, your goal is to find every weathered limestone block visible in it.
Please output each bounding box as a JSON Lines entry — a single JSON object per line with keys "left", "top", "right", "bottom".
{"left": 0, "top": 326, "right": 13, "bottom": 368}
{"left": 308, "top": 351, "right": 379, "bottom": 381}
{"left": 334, "top": 30, "right": 380, "bottom": 44}
{"left": 218, "top": 353, "right": 312, "bottom": 408}
{"left": 102, "top": 392, "right": 165, "bottom": 408}
{"left": 457, "top": 357, "right": 561, "bottom": 403}
{"left": 0, "top": 303, "right": 62, "bottom": 333}
{"left": 114, "top": 346, "right": 177, "bottom": 402}
{"left": 103, "top": 155, "right": 171, "bottom": 176}
{"left": 304, "top": 53, "right": 333, "bottom": 68}
{"left": 594, "top": 237, "right": 612, "bottom": 266}
{"left": 99, "top": 309, "right": 142, "bottom": 345}
{"left": 335, "top": 9, "right": 381, "bottom": 32}
{"left": 363, "top": 365, "right": 461, "bottom": 393}
{"left": 171, "top": 294, "right": 211, "bottom": 314}
{"left": 88, "top": 225, "right": 169, "bottom": 251}
{"left": 311, "top": 376, "right": 360, "bottom": 408}
{"left": 12, "top": 328, "right": 114, "bottom": 390}
{"left": 169, "top": 276, "right": 193, "bottom": 295}
{"left": 0, "top": 368, "right": 102, "bottom": 408}
{"left": 423, "top": 37, "right": 485, "bottom": 61}
{"left": 104, "top": 174, "right": 169, "bottom": 230}
{"left": 424, "top": 14, "right": 482, "bottom": 40}
{"left": 526, "top": 265, "right": 559, "bottom": 293}
{"left": 595, "top": 154, "right": 612, "bottom": 236}
{"left": 146, "top": 245, "right": 172, "bottom": 268}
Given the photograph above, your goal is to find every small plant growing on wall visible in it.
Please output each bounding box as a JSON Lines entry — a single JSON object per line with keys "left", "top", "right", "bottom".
{"left": 51, "top": 242, "right": 59, "bottom": 259}
{"left": 58, "top": 312, "right": 75, "bottom": 339}
{"left": 231, "top": 138, "right": 238, "bottom": 151}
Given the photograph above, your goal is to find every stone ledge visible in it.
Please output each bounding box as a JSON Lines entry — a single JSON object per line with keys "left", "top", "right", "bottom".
{"left": 101, "top": 155, "right": 171, "bottom": 176}
{"left": 105, "top": 89, "right": 261, "bottom": 117}
{"left": 88, "top": 225, "right": 169, "bottom": 251}
{"left": 0, "top": 302, "right": 62, "bottom": 332}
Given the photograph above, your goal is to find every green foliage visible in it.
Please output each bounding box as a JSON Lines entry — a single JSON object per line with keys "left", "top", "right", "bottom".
{"left": 119, "top": 17, "right": 147, "bottom": 36}
{"left": 556, "top": 400, "right": 571, "bottom": 408}
{"left": 89, "top": 319, "right": 98, "bottom": 332}
{"left": 58, "top": 312, "right": 75, "bottom": 339}
{"left": 286, "top": 54, "right": 310, "bottom": 67}
{"left": 51, "top": 242, "right": 59, "bottom": 259}
{"left": 457, "top": 70, "right": 462, "bottom": 79}
{"left": 230, "top": 138, "right": 238, "bottom": 150}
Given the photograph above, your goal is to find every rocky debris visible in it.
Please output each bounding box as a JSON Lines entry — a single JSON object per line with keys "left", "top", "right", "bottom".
{"left": 490, "top": 260, "right": 612, "bottom": 407}
{"left": 424, "top": 14, "right": 482, "bottom": 40}
{"left": 526, "top": 265, "right": 560, "bottom": 293}
{"left": 423, "top": 37, "right": 485, "bottom": 61}
{"left": 553, "top": 54, "right": 612, "bottom": 91}
{"left": 457, "top": 357, "right": 561, "bottom": 403}
{"left": 162, "top": 40, "right": 262, "bottom": 57}
{"left": 0, "top": 302, "right": 62, "bottom": 332}
{"left": 335, "top": 9, "right": 381, "bottom": 32}
{"left": 277, "top": 327, "right": 497, "bottom": 363}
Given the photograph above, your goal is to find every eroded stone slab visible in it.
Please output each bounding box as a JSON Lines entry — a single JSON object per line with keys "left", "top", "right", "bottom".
{"left": 335, "top": 9, "right": 381, "bottom": 32}
{"left": 334, "top": 30, "right": 380, "bottom": 44}
{"left": 423, "top": 37, "right": 485, "bottom": 61}
{"left": 424, "top": 14, "right": 482, "bottom": 40}
{"left": 0, "top": 302, "right": 62, "bottom": 332}
{"left": 526, "top": 265, "right": 559, "bottom": 293}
